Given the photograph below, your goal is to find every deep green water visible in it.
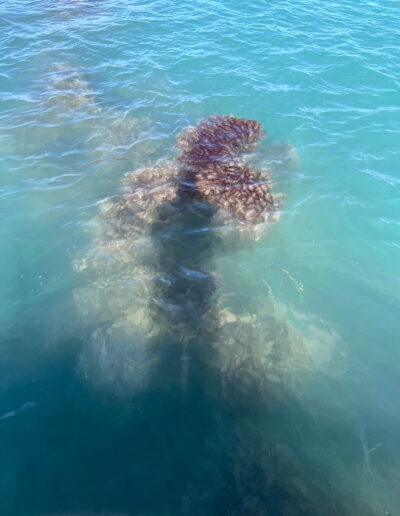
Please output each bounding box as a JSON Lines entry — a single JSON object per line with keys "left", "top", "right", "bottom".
{"left": 1, "top": 1, "right": 400, "bottom": 515}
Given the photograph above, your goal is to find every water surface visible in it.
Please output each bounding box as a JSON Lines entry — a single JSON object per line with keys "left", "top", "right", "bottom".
{"left": 1, "top": 1, "right": 400, "bottom": 515}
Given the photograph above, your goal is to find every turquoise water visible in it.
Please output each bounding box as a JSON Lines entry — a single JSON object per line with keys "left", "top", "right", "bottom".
{"left": 1, "top": 0, "right": 400, "bottom": 514}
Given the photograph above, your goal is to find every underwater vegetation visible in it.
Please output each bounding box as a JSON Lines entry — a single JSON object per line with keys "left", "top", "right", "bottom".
{"left": 74, "top": 116, "right": 263, "bottom": 395}
{"left": 71, "top": 115, "right": 388, "bottom": 515}
{"left": 178, "top": 115, "right": 281, "bottom": 224}
{"left": 74, "top": 115, "right": 288, "bottom": 398}
{"left": 46, "top": 63, "right": 99, "bottom": 112}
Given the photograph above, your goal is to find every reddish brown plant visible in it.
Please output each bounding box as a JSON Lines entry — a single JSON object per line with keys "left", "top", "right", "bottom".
{"left": 178, "top": 115, "right": 280, "bottom": 224}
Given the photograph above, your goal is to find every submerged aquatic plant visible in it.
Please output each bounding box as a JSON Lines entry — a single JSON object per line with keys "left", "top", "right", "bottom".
{"left": 71, "top": 115, "right": 380, "bottom": 516}
{"left": 74, "top": 114, "right": 345, "bottom": 404}
{"left": 178, "top": 115, "right": 281, "bottom": 224}
{"left": 74, "top": 115, "right": 286, "bottom": 396}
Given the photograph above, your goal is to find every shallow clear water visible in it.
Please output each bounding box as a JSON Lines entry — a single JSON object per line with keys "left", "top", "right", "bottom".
{"left": 1, "top": 1, "right": 400, "bottom": 514}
